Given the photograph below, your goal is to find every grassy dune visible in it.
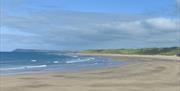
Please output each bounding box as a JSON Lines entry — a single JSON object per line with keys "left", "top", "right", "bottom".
{"left": 81, "top": 47, "right": 180, "bottom": 56}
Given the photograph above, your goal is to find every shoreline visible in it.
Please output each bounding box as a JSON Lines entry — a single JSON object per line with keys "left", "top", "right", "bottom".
{"left": 1, "top": 54, "right": 180, "bottom": 91}
{"left": 78, "top": 53, "right": 180, "bottom": 61}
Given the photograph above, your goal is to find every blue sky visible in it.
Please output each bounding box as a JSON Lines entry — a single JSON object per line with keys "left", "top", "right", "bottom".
{"left": 1, "top": 0, "right": 176, "bottom": 13}
{"left": 0, "top": 0, "right": 180, "bottom": 51}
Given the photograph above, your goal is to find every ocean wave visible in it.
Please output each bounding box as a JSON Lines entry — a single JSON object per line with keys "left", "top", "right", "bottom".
{"left": 0, "top": 65, "right": 47, "bottom": 71}
{"left": 72, "top": 55, "right": 78, "bottom": 58}
{"left": 53, "top": 61, "right": 59, "bottom": 64}
{"left": 31, "top": 60, "right": 37, "bottom": 62}
{"left": 66, "top": 57, "right": 95, "bottom": 64}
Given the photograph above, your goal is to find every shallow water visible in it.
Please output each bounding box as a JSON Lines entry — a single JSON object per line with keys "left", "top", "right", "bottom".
{"left": 0, "top": 52, "right": 126, "bottom": 75}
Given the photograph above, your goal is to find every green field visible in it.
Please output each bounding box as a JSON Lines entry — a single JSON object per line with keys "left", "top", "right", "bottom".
{"left": 81, "top": 47, "right": 180, "bottom": 56}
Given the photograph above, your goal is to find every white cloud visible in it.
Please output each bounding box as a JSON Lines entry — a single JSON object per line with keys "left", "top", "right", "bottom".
{"left": 98, "top": 21, "right": 145, "bottom": 34}
{"left": 145, "top": 17, "right": 178, "bottom": 31}
{"left": 96, "top": 17, "right": 179, "bottom": 34}
{"left": 1, "top": 10, "right": 179, "bottom": 51}
{"left": 1, "top": 26, "right": 37, "bottom": 36}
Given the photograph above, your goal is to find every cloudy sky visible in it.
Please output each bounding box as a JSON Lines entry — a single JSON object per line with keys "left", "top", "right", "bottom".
{"left": 0, "top": 0, "right": 180, "bottom": 51}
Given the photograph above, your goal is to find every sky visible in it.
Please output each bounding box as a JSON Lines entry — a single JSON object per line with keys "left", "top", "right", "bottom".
{"left": 0, "top": 0, "right": 180, "bottom": 51}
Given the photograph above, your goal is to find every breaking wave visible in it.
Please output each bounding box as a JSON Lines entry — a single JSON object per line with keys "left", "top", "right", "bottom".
{"left": 0, "top": 65, "right": 47, "bottom": 71}
{"left": 66, "top": 57, "right": 95, "bottom": 64}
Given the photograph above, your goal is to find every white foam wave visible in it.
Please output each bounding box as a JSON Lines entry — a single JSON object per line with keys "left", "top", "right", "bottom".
{"left": 53, "top": 61, "right": 59, "bottom": 64}
{"left": 25, "top": 65, "right": 47, "bottom": 68}
{"left": 66, "top": 57, "right": 95, "bottom": 64}
{"left": 0, "top": 65, "right": 47, "bottom": 71}
{"left": 72, "top": 55, "right": 78, "bottom": 58}
{"left": 31, "top": 60, "right": 37, "bottom": 62}
{"left": 0, "top": 67, "right": 25, "bottom": 71}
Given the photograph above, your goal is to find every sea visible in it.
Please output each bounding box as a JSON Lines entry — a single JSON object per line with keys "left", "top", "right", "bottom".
{"left": 0, "top": 52, "right": 126, "bottom": 75}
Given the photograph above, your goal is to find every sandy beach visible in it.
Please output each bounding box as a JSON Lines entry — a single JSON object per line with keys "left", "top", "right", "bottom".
{"left": 0, "top": 54, "right": 180, "bottom": 91}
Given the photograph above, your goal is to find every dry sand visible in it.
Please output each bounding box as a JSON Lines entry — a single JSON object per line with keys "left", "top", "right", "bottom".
{"left": 0, "top": 54, "right": 180, "bottom": 91}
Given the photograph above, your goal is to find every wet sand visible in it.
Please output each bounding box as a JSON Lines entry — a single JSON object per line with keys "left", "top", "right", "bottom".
{"left": 0, "top": 54, "right": 180, "bottom": 91}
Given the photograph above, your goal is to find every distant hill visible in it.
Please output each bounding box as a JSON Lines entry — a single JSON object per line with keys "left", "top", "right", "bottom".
{"left": 12, "top": 49, "right": 77, "bottom": 53}
{"left": 81, "top": 47, "right": 180, "bottom": 56}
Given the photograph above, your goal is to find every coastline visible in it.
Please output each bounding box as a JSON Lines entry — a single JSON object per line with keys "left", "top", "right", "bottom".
{"left": 77, "top": 53, "right": 180, "bottom": 60}
{"left": 1, "top": 54, "right": 180, "bottom": 91}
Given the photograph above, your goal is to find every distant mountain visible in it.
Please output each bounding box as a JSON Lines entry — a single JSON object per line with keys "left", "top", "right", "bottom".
{"left": 12, "top": 49, "right": 77, "bottom": 53}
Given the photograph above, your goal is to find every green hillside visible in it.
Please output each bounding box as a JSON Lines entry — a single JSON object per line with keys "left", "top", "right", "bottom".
{"left": 81, "top": 47, "right": 180, "bottom": 56}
